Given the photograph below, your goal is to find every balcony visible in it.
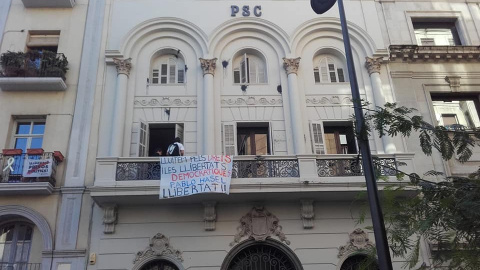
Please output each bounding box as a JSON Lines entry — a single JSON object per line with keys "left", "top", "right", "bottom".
{"left": 0, "top": 51, "right": 68, "bottom": 91}
{"left": 21, "top": 0, "right": 75, "bottom": 8}
{"left": 91, "top": 154, "right": 415, "bottom": 204}
{"left": 0, "top": 263, "right": 42, "bottom": 270}
{"left": 0, "top": 150, "right": 63, "bottom": 195}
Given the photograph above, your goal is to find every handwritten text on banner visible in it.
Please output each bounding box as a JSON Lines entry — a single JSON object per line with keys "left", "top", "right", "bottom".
{"left": 160, "top": 155, "right": 233, "bottom": 199}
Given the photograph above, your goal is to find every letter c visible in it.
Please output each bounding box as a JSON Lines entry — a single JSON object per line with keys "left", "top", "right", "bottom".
{"left": 254, "top": 6, "right": 262, "bottom": 17}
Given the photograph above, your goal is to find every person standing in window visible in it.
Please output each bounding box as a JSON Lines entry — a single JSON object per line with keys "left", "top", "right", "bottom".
{"left": 166, "top": 137, "right": 185, "bottom": 156}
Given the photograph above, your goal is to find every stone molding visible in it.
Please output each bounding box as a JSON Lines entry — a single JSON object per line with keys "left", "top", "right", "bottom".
{"left": 283, "top": 57, "right": 301, "bottom": 75}
{"left": 203, "top": 201, "right": 216, "bottom": 231}
{"left": 134, "top": 233, "right": 183, "bottom": 263}
{"left": 113, "top": 58, "right": 132, "bottom": 76}
{"left": 300, "top": 200, "right": 314, "bottom": 229}
{"left": 390, "top": 45, "right": 480, "bottom": 62}
{"left": 134, "top": 97, "right": 197, "bottom": 107}
{"left": 338, "top": 228, "right": 375, "bottom": 258}
{"left": 102, "top": 204, "right": 117, "bottom": 234}
{"left": 199, "top": 58, "right": 217, "bottom": 76}
{"left": 230, "top": 206, "right": 290, "bottom": 246}
{"left": 445, "top": 76, "right": 461, "bottom": 92}
{"left": 221, "top": 96, "right": 283, "bottom": 106}
{"left": 365, "top": 57, "right": 383, "bottom": 75}
{"left": 305, "top": 95, "right": 353, "bottom": 106}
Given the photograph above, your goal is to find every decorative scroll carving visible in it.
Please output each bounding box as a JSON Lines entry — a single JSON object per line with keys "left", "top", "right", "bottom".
{"left": 231, "top": 206, "right": 290, "bottom": 246}
{"left": 305, "top": 95, "right": 353, "bottom": 106}
{"left": 103, "top": 204, "right": 118, "bottom": 234}
{"left": 113, "top": 58, "right": 132, "bottom": 76}
{"left": 338, "top": 229, "right": 375, "bottom": 258}
{"left": 134, "top": 233, "right": 183, "bottom": 263}
{"left": 300, "top": 200, "right": 314, "bottom": 229}
{"left": 203, "top": 202, "right": 217, "bottom": 231}
{"left": 365, "top": 57, "right": 383, "bottom": 75}
{"left": 199, "top": 58, "right": 217, "bottom": 76}
{"left": 283, "top": 57, "right": 301, "bottom": 75}
{"left": 221, "top": 96, "right": 283, "bottom": 106}
{"left": 134, "top": 98, "right": 197, "bottom": 107}
{"left": 445, "top": 76, "right": 461, "bottom": 92}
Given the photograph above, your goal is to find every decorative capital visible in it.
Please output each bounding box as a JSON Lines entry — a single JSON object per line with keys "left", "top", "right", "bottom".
{"left": 102, "top": 204, "right": 118, "bottom": 234}
{"left": 203, "top": 201, "right": 217, "bottom": 231}
{"left": 113, "top": 58, "right": 132, "bottom": 76}
{"left": 300, "top": 200, "right": 314, "bottom": 229}
{"left": 365, "top": 57, "right": 383, "bottom": 75}
{"left": 338, "top": 229, "right": 375, "bottom": 258}
{"left": 134, "top": 233, "right": 183, "bottom": 263}
{"left": 199, "top": 58, "right": 217, "bottom": 76}
{"left": 445, "top": 76, "right": 461, "bottom": 92}
{"left": 283, "top": 57, "right": 301, "bottom": 75}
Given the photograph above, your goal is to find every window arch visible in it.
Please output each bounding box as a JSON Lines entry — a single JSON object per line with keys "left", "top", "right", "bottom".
{"left": 313, "top": 54, "right": 347, "bottom": 83}
{"left": 0, "top": 222, "right": 34, "bottom": 267}
{"left": 140, "top": 259, "right": 180, "bottom": 270}
{"left": 233, "top": 50, "right": 267, "bottom": 84}
{"left": 150, "top": 51, "right": 185, "bottom": 85}
{"left": 340, "top": 255, "right": 379, "bottom": 270}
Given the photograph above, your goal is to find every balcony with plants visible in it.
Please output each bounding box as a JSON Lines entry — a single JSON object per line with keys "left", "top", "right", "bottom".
{"left": 0, "top": 50, "right": 68, "bottom": 91}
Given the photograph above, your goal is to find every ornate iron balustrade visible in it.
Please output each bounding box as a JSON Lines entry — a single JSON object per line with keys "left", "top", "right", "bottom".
{"left": 0, "top": 263, "right": 42, "bottom": 270}
{"left": 0, "top": 153, "right": 58, "bottom": 185}
{"left": 116, "top": 161, "right": 161, "bottom": 181}
{"left": 316, "top": 157, "right": 396, "bottom": 177}
{"left": 231, "top": 159, "right": 300, "bottom": 178}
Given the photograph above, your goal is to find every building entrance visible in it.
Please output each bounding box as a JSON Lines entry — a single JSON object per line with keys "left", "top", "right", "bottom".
{"left": 226, "top": 243, "right": 298, "bottom": 270}
{"left": 140, "top": 260, "right": 179, "bottom": 270}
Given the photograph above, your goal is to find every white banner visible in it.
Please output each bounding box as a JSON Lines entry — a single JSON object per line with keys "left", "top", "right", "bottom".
{"left": 22, "top": 158, "right": 53, "bottom": 178}
{"left": 160, "top": 155, "right": 233, "bottom": 199}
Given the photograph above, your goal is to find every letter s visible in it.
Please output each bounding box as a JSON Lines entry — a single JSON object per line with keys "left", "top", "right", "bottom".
{"left": 242, "top": 6, "right": 250, "bottom": 17}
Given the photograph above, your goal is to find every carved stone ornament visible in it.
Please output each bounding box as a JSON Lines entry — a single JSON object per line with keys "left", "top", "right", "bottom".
{"left": 305, "top": 95, "right": 353, "bottom": 106}
{"left": 134, "top": 97, "right": 197, "bottom": 107}
{"left": 445, "top": 76, "right": 461, "bottom": 92}
{"left": 203, "top": 201, "right": 217, "bottom": 231}
{"left": 338, "top": 229, "right": 375, "bottom": 258}
{"left": 134, "top": 233, "right": 183, "bottom": 263}
{"left": 365, "top": 57, "right": 383, "bottom": 75}
{"left": 300, "top": 200, "right": 314, "bottom": 229}
{"left": 113, "top": 58, "right": 132, "bottom": 76}
{"left": 283, "top": 57, "right": 301, "bottom": 75}
{"left": 199, "top": 58, "right": 217, "bottom": 76}
{"left": 221, "top": 96, "right": 283, "bottom": 106}
{"left": 102, "top": 204, "right": 118, "bottom": 234}
{"left": 230, "top": 206, "right": 290, "bottom": 246}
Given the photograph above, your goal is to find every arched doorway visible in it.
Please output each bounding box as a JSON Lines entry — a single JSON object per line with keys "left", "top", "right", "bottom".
{"left": 340, "top": 255, "right": 379, "bottom": 270}
{"left": 140, "top": 260, "right": 179, "bottom": 270}
{"left": 222, "top": 239, "right": 303, "bottom": 270}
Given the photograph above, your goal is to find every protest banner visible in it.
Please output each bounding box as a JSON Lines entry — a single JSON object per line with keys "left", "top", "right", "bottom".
{"left": 22, "top": 158, "right": 53, "bottom": 178}
{"left": 160, "top": 155, "right": 233, "bottom": 199}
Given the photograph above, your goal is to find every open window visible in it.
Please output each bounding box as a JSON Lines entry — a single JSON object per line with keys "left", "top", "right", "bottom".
{"left": 413, "top": 19, "right": 461, "bottom": 46}
{"left": 222, "top": 122, "right": 272, "bottom": 155}
{"left": 431, "top": 94, "right": 480, "bottom": 129}
{"left": 313, "top": 54, "right": 346, "bottom": 84}
{"left": 233, "top": 50, "right": 267, "bottom": 84}
{"left": 0, "top": 223, "right": 34, "bottom": 267}
{"left": 150, "top": 49, "right": 186, "bottom": 85}
{"left": 136, "top": 122, "right": 184, "bottom": 157}
{"left": 310, "top": 121, "right": 357, "bottom": 154}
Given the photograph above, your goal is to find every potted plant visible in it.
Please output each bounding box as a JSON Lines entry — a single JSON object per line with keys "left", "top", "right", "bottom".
{"left": 0, "top": 51, "right": 26, "bottom": 77}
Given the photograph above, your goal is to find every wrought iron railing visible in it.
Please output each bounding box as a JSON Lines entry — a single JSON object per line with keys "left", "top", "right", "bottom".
{"left": 316, "top": 157, "right": 397, "bottom": 177}
{"left": 0, "top": 51, "right": 68, "bottom": 80}
{"left": 116, "top": 161, "right": 161, "bottom": 181}
{"left": 231, "top": 158, "right": 300, "bottom": 178}
{"left": 0, "top": 263, "right": 41, "bottom": 270}
{"left": 0, "top": 153, "right": 58, "bottom": 185}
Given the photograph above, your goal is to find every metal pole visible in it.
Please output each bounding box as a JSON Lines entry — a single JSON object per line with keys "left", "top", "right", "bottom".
{"left": 336, "top": 0, "right": 393, "bottom": 269}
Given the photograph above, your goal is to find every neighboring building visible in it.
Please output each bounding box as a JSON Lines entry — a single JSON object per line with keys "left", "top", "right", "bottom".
{"left": 2, "top": 1, "right": 480, "bottom": 270}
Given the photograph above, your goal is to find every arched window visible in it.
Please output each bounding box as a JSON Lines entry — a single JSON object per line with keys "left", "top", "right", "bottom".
{"left": 151, "top": 54, "right": 185, "bottom": 85}
{"left": 233, "top": 51, "right": 267, "bottom": 84}
{"left": 340, "top": 255, "right": 379, "bottom": 270}
{"left": 0, "top": 223, "right": 34, "bottom": 267}
{"left": 313, "top": 55, "right": 346, "bottom": 83}
{"left": 140, "top": 260, "right": 179, "bottom": 270}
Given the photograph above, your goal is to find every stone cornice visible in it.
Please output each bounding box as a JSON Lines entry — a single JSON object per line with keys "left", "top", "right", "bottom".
{"left": 390, "top": 45, "right": 480, "bottom": 62}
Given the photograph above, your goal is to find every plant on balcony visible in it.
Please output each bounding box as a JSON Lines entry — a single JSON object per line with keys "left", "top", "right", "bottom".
{"left": 0, "top": 50, "right": 68, "bottom": 80}
{"left": 356, "top": 102, "right": 480, "bottom": 270}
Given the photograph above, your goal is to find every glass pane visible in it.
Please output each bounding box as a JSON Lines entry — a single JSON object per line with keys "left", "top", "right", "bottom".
{"left": 14, "top": 138, "right": 27, "bottom": 152}
{"left": 314, "top": 69, "right": 320, "bottom": 83}
{"left": 24, "top": 228, "right": 32, "bottom": 241}
{"left": 433, "top": 99, "right": 480, "bottom": 129}
{"left": 0, "top": 226, "right": 14, "bottom": 242}
{"left": 160, "top": 77, "right": 167, "bottom": 84}
{"left": 32, "top": 123, "right": 45, "bottom": 135}
{"left": 15, "top": 242, "right": 23, "bottom": 262}
{"left": 328, "top": 64, "right": 335, "bottom": 71}
{"left": 30, "top": 138, "right": 43, "bottom": 149}
{"left": 16, "top": 124, "right": 31, "bottom": 135}
{"left": 1, "top": 243, "right": 11, "bottom": 262}
{"left": 337, "top": 69, "right": 345, "bottom": 82}
{"left": 16, "top": 227, "right": 26, "bottom": 241}
{"left": 330, "top": 71, "right": 337, "bottom": 83}
{"left": 20, "top": 243, "right": 30, "bottom": 262}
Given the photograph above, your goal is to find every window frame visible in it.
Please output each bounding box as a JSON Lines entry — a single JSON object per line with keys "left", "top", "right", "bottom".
{"left": 150, "top": 55, "right": 186, "bottom": 85}
{"left": 413, "top": 21, "right": 462, "bottom": 46}
{"left": 0, "top": 222, "right": 34, "bottom": 265}
{"left": 233, "top": 52, "right": 268, "bottom": 85}
{"left": 313, "top": 56, "right": 346, "bottom": 84}
{"left": 11, "top": 119, "right": 46, "bottom": 152}
{"left": 222, "top": 122, "right": 273, "bottom": 156}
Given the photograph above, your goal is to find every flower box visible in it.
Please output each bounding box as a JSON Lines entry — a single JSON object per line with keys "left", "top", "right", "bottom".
{"left": 53, "top": 151, "right": 64, "bottom": 163}
{"left": 27, "top": 148, "right": 44, "bottom": 155}
{"left": 2, "top": 149, "right": 22, "bottom": 156}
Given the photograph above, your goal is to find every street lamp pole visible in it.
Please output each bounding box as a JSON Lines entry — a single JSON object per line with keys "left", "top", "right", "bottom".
{"left": 311, "top": 0, "right": 394, "bottom": 269}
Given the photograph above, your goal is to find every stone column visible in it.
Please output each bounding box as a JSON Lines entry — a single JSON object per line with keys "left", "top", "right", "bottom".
{"left": 199, "top": 58, "right": 217, "bottom": 154}
{"left": 110, "top": 58, "right": 132, "bottom": 156}
{"left": 283, "top": 57, "right": 306, "bottom": 155}
{"left": 365, "top": 57, "right": 396, "bottom": 154}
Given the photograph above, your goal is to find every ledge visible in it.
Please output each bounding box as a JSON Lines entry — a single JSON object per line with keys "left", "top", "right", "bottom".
{"left": 0, "top": 77, "right": 67, "bottom": 91}
{"left": 390, "top": 45, "right": 480, "bottom": 62}
{"left": 21, "top": 0, "right": 75, "bottom": 8}
{"left": 0, "top": 182, "right": 54, "bottom": 195}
